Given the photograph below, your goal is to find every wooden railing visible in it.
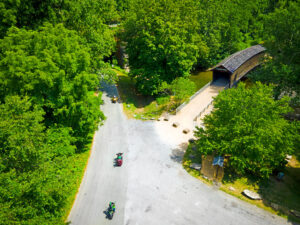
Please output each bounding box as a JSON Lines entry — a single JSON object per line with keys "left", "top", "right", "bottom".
{"left": 193, "top": 83, "right": 230, "bottom": 122}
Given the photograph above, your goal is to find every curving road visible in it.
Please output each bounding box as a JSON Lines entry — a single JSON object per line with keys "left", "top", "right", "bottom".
{"left": 67, "top": 83, "right": 129, "bottom": 225}
{"left": 67, "top": 84, "right": 294, "bottom": 225}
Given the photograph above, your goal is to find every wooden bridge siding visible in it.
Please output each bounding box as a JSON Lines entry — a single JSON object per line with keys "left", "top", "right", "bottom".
{"left": 230, "top": 52, "right": 265, "bottom": 87}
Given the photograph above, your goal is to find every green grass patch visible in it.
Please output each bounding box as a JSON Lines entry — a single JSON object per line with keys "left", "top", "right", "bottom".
{"left": 113, "top": 68, "right": 178, "bottom": 119}
{"left": 113, "top": 68, "right": 214, "bottom": 120}
{"left": 114, "top": 68, "right": 213, "bottom": 120}
{"left": 62, "top": 149, "right": 91, "bottom": 223}
{"left": 156, "top": 96, "right": 170, "bottom": 105}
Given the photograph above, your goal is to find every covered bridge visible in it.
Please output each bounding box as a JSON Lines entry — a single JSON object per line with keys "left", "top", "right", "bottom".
{"left": 211, "top": 45, "right": 266, "bottom": 87}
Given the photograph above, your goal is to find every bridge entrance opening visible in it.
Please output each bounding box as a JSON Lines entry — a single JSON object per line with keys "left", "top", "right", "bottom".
{"left": 212, "top": 70, "right": 230, "bottom": 85}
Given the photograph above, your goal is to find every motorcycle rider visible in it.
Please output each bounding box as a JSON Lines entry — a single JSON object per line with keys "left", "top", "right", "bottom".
{"left": 117, "top": 153, "right": 123, "bottom": 160}
{"left": 109, "top": 202, "right": 115, "bottom": 212}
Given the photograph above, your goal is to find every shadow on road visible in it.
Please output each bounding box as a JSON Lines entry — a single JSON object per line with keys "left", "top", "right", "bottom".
{"left": 170, "top": 142, "right": 188, "bottom": 163}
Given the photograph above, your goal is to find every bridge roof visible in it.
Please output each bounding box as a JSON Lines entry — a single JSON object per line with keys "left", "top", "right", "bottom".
{"left": 212, "top": 45, "right": 266, "bottom": 74}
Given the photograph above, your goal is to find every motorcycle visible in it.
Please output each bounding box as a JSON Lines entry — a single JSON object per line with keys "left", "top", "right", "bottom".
{"left": 106, "top": 202, "right": 115, "bottom": 219}
{"left": 115, "top": 153, "right": 123, "bottom": 167}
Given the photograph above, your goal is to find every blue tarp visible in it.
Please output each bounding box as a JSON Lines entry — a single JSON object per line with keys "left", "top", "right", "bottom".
{"left": 212, "top": 156, "right": 224, "bottom": 167}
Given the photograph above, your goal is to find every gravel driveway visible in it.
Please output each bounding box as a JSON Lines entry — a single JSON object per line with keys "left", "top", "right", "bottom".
{"left": 68, "top": 84, "right": 293, "bottom": 225}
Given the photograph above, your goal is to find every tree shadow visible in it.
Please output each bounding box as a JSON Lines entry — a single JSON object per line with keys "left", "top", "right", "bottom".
{"left": 170, "top": 142, "right": 188, "bottom": 163}
{"left": 257, "top": 166, "right": 300, "bottom": 224}
{"left": 116, "top": 75, "right": 154, "bottom": 108}
{"left": 99, "top": 81, "right": 118, "bottom": 98}
{"left": 222, "top": 167, "right": 261, "bottom": 188}
{"left": 222, "top": 165, "right": 300, "bottom": 224}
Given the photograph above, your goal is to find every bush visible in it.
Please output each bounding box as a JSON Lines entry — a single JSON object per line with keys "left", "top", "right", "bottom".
{"left": 156, "top": 96, "right": 170, "bottom": 105}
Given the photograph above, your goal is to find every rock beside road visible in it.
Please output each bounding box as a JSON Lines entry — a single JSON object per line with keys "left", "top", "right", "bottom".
{"left": 183, "top": 128, "right": 190, "bottom": 134}
{"left": 164, "top": 116, "right": 170, "bottom": 121}
{"left": 242, "top": 189, "right": 262, "bottom": 200}
{"left": 190, "top": 163, "right": 201, "bottom": 170}
{"left": 229, "top": 186, "right": 236, "bottom": 192}
{"left": 172, "top": 122, "right": 180, "bottom": 127}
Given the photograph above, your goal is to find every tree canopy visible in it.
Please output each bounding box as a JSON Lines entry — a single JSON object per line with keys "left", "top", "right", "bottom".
{"left": 0, "top": 0, "right": 117, "bottom": 65}
{"left": 249, "top": 1, "right": 300, "bottom": 105}
{"left": 0, "top": 3, "right": 110, "bottom": 223}
{"left": 0, "top": 96, "right": 77, "bottom": 224}
{"left": 195, "top": 83, "right": 298, "bottom": 179}
{"left": 0, "top": 23, "right": 105, "bottom": 148}
{"left": 121, "top": 0, "right": 292, "bottom": 96}
{"left": 123, "top": 0, "right": 203, "bottom": 95}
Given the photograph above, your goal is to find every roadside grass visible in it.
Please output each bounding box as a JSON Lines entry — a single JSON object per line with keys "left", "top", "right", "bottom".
{"left": 63, "top": 149, "right": 91, "bottom": 223}
{"left": 183, "top": 148, "right": 300, "bottom": 223}
{"left": 114, "top": 67, "right": 212, "bottom": 120}
{"left": 113, "top": 68, "right": 179, "bottom": 119}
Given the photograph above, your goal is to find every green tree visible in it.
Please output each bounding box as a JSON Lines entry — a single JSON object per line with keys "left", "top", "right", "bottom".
{"left": 62, "top": 0, "right": 117, "bottom": 63}
{"left": 195, "top": 0, "right": 274, "bottom": 68}
{"left": 0, "top": 96, "right": 45, "bottom": 172}
{"left": 123, "top": 0, "right": 204, "bottom": 95}
{"left": 249, "top": 1, "right": 300, "bottom": 104}
{"left": 0, "top": 96, "right": 79, "bottom": 224}
{"left": 195, "top": 83, "right": 298, "bottom": 179}
{"left": 159, "top": 77, "right": 196, "bottom": 102}
{"left": 0, "top": 24, "right": 104, "bottom": 148}
{"left": 115, "top": 0, "right": 133, "bottom": 19}
{"left": 0, "top": 0, "right": 116, "bottom": 63}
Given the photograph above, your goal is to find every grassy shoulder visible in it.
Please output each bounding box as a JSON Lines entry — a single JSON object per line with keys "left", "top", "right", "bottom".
{"left": 62, "top": 149, "right": 91, "bottom": 223}
{"left": 183, "top": 147, "right": 300, "bottom": 223}
{"left": 114, "top": 67, "right": 212, "bottom": 120}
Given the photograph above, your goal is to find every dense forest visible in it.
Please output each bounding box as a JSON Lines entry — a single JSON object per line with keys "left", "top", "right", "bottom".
{"left": 0, "top": 0, "right": 299, "bottom": 224}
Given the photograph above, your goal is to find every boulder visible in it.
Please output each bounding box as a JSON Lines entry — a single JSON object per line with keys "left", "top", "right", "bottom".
{"left": 164, "top": 116, "right": 170, "bottom": 121}
{"left": 229, "top": 186, "right": 236, "bottom": 192}
{"left": 172, "top": 122, "right": 180, "bottom": 128}
{"left": 190, "top": 163, "right": 201, "bottom": 170}
{"left": 242, "top": 189, "right": 262, "bottom": 200}
{"left": 202, "top": 175, "right": 208, "bottom": 180}
{"left": 183, "top": 128, "right": 190, "bottom": 134}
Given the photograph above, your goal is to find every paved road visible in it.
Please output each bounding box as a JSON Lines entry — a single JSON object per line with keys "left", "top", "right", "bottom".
{"left": 67, "top": 83, "right": 129, "bottom": 225}
{"left": 68, "top": 84, "right": 294, "bottom": 225}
